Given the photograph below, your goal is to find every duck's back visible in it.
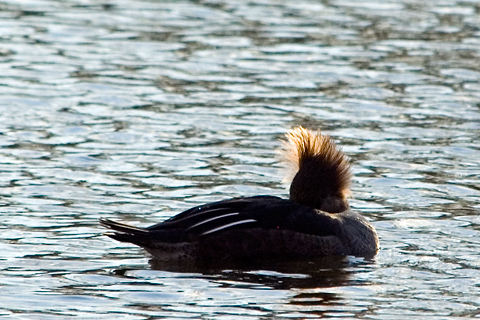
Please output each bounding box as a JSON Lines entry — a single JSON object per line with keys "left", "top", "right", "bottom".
{"left": 100, "top": 196, "right": 378, "bottom": 262}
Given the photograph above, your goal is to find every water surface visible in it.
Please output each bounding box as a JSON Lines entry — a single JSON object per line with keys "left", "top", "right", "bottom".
{"left": 0, "top": 0, "right": 480, "bottom": 318}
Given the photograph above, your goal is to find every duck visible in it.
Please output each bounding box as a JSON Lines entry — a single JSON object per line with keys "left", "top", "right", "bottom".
{"left": 100, "top": 127, "right": 379, "bottom": 262}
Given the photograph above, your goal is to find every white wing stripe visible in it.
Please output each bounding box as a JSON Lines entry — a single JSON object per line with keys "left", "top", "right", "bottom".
{"left": 187, "top": 212, "right": 239, "bottom": 229}
{"left": 201, "top": 219, "right": 257, "bottom": 235}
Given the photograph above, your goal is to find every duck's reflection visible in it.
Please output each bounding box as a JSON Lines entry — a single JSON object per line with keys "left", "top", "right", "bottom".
{"left": 149, "top": 255, "right": 374, "bottom": 290}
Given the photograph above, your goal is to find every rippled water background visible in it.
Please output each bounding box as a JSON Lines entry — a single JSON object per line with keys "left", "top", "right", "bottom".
{"left": 1, "top": 0, "right": 480, "bottom": 318}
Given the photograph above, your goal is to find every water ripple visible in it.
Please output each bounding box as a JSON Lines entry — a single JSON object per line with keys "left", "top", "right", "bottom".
{"left": 0, "top": 0, "right": 480, "bottom": 318}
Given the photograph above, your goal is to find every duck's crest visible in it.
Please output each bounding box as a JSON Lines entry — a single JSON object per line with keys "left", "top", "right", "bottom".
{"left": 279, "top": 126, "right": 352, "bottom": 212}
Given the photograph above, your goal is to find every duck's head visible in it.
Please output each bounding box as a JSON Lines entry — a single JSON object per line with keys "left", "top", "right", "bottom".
{"left": 280, "top": 126, "right": 352, "bottom": 213}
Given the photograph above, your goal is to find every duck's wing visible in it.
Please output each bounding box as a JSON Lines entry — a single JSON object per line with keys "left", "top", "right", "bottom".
{"left": 100, "top": 195, "right": 339, "bottom": 245}
{"left": 99, "top": 196, "right": 272, "bottom": 245}
{"left": 149, "top": 195, "right": 338, "bottom": 237}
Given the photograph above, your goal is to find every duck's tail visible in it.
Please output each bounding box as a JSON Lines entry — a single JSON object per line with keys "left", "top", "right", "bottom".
{"left": 99, "top": 218, "right": 150, "bottom": 243}
{"left": 99, "top": 218, "right": 197, "bottom": 260}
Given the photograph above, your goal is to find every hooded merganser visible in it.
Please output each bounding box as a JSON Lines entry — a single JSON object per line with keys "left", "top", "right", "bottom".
{"left": 100, "top": 127, "right": 379, "bottom": 261}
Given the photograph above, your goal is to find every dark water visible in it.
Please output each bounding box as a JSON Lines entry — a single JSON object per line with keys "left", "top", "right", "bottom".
{"left": 1, "top": 0, "right": 480, "bottom": 318}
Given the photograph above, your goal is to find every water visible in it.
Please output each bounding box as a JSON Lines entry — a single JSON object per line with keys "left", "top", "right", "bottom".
{"left": 0, "top": 0, "right": 480, "bottom": 318}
